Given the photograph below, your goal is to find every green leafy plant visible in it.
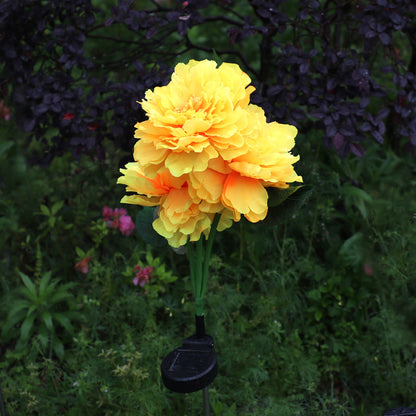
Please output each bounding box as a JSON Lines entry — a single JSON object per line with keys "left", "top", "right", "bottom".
{"left": 2, "top": 271, "right": 80, "bottom": 359}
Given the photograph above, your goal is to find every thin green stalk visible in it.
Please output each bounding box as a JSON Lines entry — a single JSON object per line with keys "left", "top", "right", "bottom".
{"left": 188, "top": 242, "right": 197, "bottom": 297}
{"left": 195, "top": 237, "right": 204, "bottom": 315}
{"left": 201, "top": 214, "right": 220, "bottom": 300}
{"left": 188, "top": 214, "right": 220, "bottom": 317}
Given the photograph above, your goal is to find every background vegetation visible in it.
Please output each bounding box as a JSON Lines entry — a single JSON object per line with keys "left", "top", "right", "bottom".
{"left": 1, "top": 0, "right": 416, "bottom": 415}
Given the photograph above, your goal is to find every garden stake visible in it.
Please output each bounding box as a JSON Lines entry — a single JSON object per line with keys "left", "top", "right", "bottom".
{"left": 118, "top": 58, "right": 302, "bottom": 412}
{"left": 203, "top": 386, "right": 210, "bottom": 416}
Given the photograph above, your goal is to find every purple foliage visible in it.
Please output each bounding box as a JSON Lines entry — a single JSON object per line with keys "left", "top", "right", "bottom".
{"left": 1, "top": 0, "right": 415, "bottom": 162}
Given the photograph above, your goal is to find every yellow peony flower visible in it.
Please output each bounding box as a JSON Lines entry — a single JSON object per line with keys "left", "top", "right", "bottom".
{"left": 118, "top": 59, "right": 302, "bottom": 247}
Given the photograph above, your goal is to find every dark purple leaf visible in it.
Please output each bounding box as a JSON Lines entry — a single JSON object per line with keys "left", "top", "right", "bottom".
{"left": 33, "top": 103, "right": 49, "bottom": 116}
{"left": 350, "top": 143, "right": 365, "bottom": 157}
{"left": 378, "top": 121, "right": 386, "bottom": 135}
{"left": 267, "top": 85, "right": 284, "bottom": 97}
{"left": 146, "top": 26, "right": 158, "bottom": 39}
{"left": 326, "top": 78, "right": 338, "bottom": 91}
{"left": 299, "top": 61, "right": 309, "bottom": 74}
{"left": 333, "top": 132, "right": 344, "bottom": 150}
{"left": 166, "top": 11, "right": 181, "bottom": 22}
{"left": 360, "top": 122, "right": 372, "bottom": 132}
{"left": 377, "top": 108, "right": 390, "bottom": 119}
{"left": 360, "top": 96, "right": 370, "bottom": 108}
{"left": 379, "top": 32, "right": 390, "bottom": 45}
{"left": 23, "top": 117, "right": 36, "bottom": 132}
{"left": 372, "top": 131, "right": 384, "bottom": 143}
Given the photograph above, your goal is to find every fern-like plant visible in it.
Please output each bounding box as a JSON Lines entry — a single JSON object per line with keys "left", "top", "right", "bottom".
{"left": 2, "top": 271, "right": 80, "bottom": 359}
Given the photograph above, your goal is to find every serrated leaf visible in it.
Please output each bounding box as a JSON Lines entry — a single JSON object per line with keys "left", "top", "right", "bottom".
{"left": 263, "top": 185, "right": 313, "bottom": 226}
{"left": 136, "top": 207, "right": 167, "bottom": 248}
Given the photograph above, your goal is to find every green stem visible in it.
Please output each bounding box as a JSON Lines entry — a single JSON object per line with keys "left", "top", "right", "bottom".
{"left": 202, "top": 214, "right": 220, "bottom": 299}
{"left": 188, "top": 214, "right": 220, "bottom": 317}
{"left": 188, "top": 242, "right": 197, "bottom": 297}
{"left": 195, "top": 237, "right": 204, "bottom": 315}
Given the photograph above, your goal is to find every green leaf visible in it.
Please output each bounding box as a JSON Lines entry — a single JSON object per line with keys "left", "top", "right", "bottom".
{"left": 53, "top": 312, "right": 74, "bottom": 335}
{"left": 212, "top": 49, "right": 223, "bottom": 66}
{"left": 135, "top": 207, "right": 167, "bottom": 248}
{"left": 40, "top": 204, "right": 50, "bottom": 216}
{"left": 41, "top": 278, "right": 61, "bottom": 299}
{"left": 37, "top": 332, "right": 50, "bottom": 350}
{"left": 48, "top": 291, "right": 71, "bottom": 305}
{"left": 53, "top": 339, "right": 65, "bottom": 360}
{"left": 51, "top": 200, "right": 64, "bottom": 215}
{"left": 341, "top": 185, "right": 373, "bottom": 219}
{"left": 20, "top": 314, "right": 36, "bottom": 342}
{"left": 75, "top": 246, "right": 85, "bottom": 257}
{"left": 339, "top": 232, "right": 365, "bottom": 267}
{"left": 26, "top": 305, "right": 37, "bottom": 318}
{"left": 19, "top": 272, "right": 38, "bottom": 301}
{"left": 6, "top": 299, "right": 30, "bottom": 320}
{"left": 2, "top": 308, "right": 28, "bottom": 337}
{"left": 267, "top": 185, "right": 304, "bottom": 208}
{"left": 39, "top": 271, "right": 52, "bottom": 299}
{"left": 42, "top": 311, "right": 54, "bottom": 333}
{"left": 263, "top": 185, "right": 313, "bottom": 226}
{"left": 0, "top": 140, "right": 13, "bottom": 158}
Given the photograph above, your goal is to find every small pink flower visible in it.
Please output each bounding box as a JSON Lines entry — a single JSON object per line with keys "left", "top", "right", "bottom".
{"left": 114, "top": 208, "right": 127, "bottom": 217}
{"left": 102, "top": 206, "right": 113, "bottom": 221}
{"left": 102, "top": 207, "right": 134, "bottom": 236}
{"left": 119, "top": 215, "right": 135, "bottom": 236}
{"left": 132, "top": 265, "right": 153, "bottom": 287}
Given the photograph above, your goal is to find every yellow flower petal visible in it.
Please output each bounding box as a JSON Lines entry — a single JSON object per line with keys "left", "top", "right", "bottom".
{"left": 222, "top": 172, "right": 268, "bottom": 222}
{"left": 165, "top": 146, "right": 218, "bottom": 177}
{"left": 183, "top": 118, "right": 211, "bottom": 135}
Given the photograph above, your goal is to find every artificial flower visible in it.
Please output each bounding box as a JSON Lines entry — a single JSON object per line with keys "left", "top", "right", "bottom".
{"left": 118, "top": 59, "right": 302, "bottom": 247}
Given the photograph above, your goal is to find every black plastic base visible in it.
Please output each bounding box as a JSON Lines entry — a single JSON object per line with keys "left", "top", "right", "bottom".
{"left": 161, "top": 315, "right": 217, "bottom": 393}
